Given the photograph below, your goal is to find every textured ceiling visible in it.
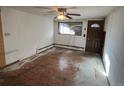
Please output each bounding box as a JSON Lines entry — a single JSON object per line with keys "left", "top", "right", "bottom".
{"left": 7, "top": 6, "right": 117, "bottom": 19}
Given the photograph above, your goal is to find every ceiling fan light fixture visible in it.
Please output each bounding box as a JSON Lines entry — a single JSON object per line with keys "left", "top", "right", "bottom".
{"left": 57, "top": 14, "right": 69, "bottom": 20}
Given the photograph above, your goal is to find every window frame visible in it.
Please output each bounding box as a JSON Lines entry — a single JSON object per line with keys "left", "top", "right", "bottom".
{"left": 58, "top": 22, "right": 83, "bottom": 36}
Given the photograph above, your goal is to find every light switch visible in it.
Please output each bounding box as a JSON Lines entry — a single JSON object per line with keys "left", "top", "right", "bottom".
{"left": 4, "top": 33, "right": 11, "bottom": 36}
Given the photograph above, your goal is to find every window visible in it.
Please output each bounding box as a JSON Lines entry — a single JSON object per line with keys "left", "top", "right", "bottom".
{"left": 91, "top": 23, "right": 100, "bottom": 28}
{"left": 58, "top": 22, "right": 82, "bottom": 36}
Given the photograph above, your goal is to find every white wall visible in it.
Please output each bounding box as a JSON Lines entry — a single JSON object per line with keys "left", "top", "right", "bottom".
{"left": 1, "top": 7, "right": 54, "bottom": 64}
{"left": 103, "top": 7, "right": 124, "bottom": 85}
{"left": 54, "top": 20, "right": 88, "bottom": 50}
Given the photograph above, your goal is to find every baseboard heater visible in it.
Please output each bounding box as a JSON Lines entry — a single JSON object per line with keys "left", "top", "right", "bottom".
{"left": 1, "top": 44, "right": 84, "bottom": 69}
{"left": 36, "top": 43, "right": 84, "bottom": 54}
{"left": 36, "top": 44, "right": 54, "bottom": 54}
{"left": 54, "top": 43, "right": 85, "bottom": 51}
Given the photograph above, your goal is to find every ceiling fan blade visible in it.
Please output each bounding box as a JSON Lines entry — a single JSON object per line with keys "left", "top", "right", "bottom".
{"left": 66, "top": 15, "right": 72, "bottom": 19}
{"left": 34, "top": 6, "right": 58, "bottom": 13}
{"left": 57, "top": 6, "right": 76, "bottom": 9}
{"left": 40, "top": 10, "right": 56, "bottom": 14}
{"left": 41, "top": 13, "right": 57, "bottom": 15}
{"left": 46, "top": 10, "right": 57, "bottom": 13}
{"left": 34, "top": 6, "right": 51, "bottom": 9}
{"left": 54, "top": 16, "right": 57, "bottom": 19}
{"left": 52, "top": 6, "right": 59, "bottom": 12}
{"left": 67, "top": 13, "right": 81, "bottom": 16}
{"left": 66, "top": 6, "right": 77, "bottom": 9}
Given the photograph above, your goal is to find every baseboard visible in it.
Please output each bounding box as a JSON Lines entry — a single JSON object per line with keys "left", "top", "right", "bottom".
{"left": 102, "top": 57, "right": 111, "bottom": 86}
{"left": 54, "top": 43, "right": 85, "bottom": 51}
{"left": 0, "top": 60, "right": 20, "bottom": 70}
{"left": 36, "top": 44, "right": 54, "bottom": 54}
{"left": 0, "top": 44, "right": 54, "bottom": 70}
{"left": 1, "top": 43, "right": 84, "bottom": 70}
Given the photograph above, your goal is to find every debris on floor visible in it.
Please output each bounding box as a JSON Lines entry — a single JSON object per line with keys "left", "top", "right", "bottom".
{"left": 0, "top": 47, "right": 108, "bottom": 86}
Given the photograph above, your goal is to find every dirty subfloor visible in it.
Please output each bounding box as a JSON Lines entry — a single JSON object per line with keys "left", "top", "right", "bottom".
{"left": 0, "top": 47, "right": 108, "bottom": 86}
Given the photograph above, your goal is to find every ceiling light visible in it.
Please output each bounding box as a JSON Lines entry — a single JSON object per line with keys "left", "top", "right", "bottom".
{"left": 57, "top": 12, "right": 69, "bottom": 20}
{"left": 57, "top": 14, "right": 68, "bottom": 20}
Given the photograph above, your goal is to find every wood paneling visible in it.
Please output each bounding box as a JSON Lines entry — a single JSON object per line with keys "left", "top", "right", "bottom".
{"left": 0, "top": 15, "right": 6, "bottom": 67}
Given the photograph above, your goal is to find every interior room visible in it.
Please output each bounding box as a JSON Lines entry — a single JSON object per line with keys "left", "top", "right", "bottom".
{"left": 0, "top": 6, "right": 124, "bottom": 86}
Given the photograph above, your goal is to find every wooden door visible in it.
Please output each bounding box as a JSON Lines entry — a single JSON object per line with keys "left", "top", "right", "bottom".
{"left": 86, "top": 20, "right": 105, "bottom": 54}
{"left": 0, "top": 15, "right": 6, "bottom": 67}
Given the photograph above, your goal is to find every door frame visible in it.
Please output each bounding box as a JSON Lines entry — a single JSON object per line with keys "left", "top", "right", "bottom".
{"left": 0, "top": 14, "right": 6, "bottom": 68}
{"left": 85, "top": 20, "right": 105, "bottom": 54}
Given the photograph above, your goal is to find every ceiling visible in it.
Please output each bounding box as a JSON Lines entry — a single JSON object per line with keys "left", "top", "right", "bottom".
{"left": 8, "top": 6, "right": 117, "bottom": 19}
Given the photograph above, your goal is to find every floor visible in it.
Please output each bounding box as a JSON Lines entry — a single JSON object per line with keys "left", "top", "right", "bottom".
{"left": 0, "top": 47, "right": 108, "bottom": 86}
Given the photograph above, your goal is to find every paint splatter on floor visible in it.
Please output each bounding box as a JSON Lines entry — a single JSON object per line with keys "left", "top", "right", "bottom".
{"left": 0, "top": 47, "right": 108, "bottom": 86}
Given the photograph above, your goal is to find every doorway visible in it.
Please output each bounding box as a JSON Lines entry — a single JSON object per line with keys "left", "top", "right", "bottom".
{"left": 0, "top": 15, "right": 6, "bottom": 67}
{"left": 86, "top": 20, "right": 105, "bottom": 54}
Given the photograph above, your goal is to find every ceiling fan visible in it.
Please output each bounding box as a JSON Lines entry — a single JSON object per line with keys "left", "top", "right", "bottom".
{"left": 34, "top": 6, "right": 81, "bottom": 20}
{"left": 55, "top": 8, "right": 81, "bottom": 20}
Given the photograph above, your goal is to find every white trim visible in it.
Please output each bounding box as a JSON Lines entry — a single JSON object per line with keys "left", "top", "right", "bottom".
{"left": 54, "top": 44, "right": 85, "bottom": 51}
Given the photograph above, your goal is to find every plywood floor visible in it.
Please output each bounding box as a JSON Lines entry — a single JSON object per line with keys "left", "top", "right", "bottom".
{"left": 0, "top": 47, "right": 108, "bottom": 86}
